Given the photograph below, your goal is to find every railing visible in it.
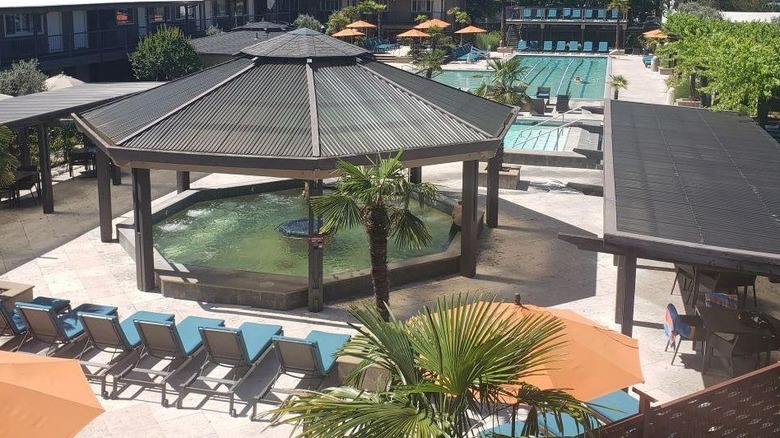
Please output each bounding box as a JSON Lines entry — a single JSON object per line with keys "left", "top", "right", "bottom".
{"left": 511, "top": 109, "right": 588, "bottom": 151}
{"left": 381, "top": 11, "right": 447, "bottom": 25}
{"left": 505, "top": 7, "right": 625, "bottom": 22}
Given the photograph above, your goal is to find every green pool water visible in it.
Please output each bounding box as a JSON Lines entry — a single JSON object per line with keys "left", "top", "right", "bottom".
{"left": 153, "top": 190, "right": 453, "bottom": 277}
{"left": 434, "top": 55, "right": 608, "bottom": 99}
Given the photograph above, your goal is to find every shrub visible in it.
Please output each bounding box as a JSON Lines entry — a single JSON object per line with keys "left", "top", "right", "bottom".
{"left": 0, "top": 60, "right": 46, "bottom": 96}
{"left": 205, "top": 25, "right": 223, "bottom": 36}
{"left": 475, "top": 30, "right": 501, "bottom": 51}
{"left": 129, "top": 26, "right": 202, "bottom": 81}
{"left": 293, "top": 14, "right": 322, "bottom": 32}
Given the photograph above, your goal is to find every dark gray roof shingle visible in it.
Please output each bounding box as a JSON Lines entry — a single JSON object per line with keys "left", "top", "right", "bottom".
{"left": 190, "top": 30, "right": 287, "bottom": 55}
{"left": 241, "top": 28, "right": 369, "bottom": 58}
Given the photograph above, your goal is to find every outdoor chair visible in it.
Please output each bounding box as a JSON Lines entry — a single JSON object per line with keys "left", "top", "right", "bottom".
{"left": 16, "top": 302, "right": 117, "bottom": 355}
{"left": 583, "top": 41, "right": 594, "bottom": 52}
{"left": 598, "top": 41, "right": 609, "bottom": 52}
{"left": 0, "top": 296, "right": 70, "bottom": 337}
{"left": 548, "top": 9, "right": 557, "bottom": 19}
{"left": 562, "top": 8, "right": 572, "bottom": 19}
{"left": 77, "top": 311, "right": 175, "bottom": 398}
{"left": 252, "top": 330, "right": 350, "bottom": 417}
{"left": 543, "top": 41, "right": 553, "bottom": 52}
{"left": 609, "top": 9, "right": 620, "bottom": 20}
{"left": 14, "top": 166, "right": 40, "bottom": 202}
{"left": 589, "top": 389, "right": 644, "bottom": 423}
{"left": 529, "top": 41, "right": 540, "bottom": 51}
{"left": 708, "top": 332, "right": 768, "bottom": 377}
{"left": 643, "top": 54, "right": 654, "bottom": 67}
{"left": 517, "top": 40, "right": 528, "bottom": 52}
{"left": 179, "top": 322, "right": 283, "bottom": 416}
{"left": 536, "top": 86, "right": 551, "bottom": 99}
{"left": 555, "top": 94, "right": 570, "bottom": 112}
{"left": 530, "top": 98, "right": 547, "bottom": 115}
{"left": 664, "top": 303, "right": 704, "bottom": 365}
{"left": 68, "top": 147, "right": 95, "bottom": 177}
{"left": 534, "top": 9, "right": 544, "bottom": 19}
{"left": 704, "top": 292, "right": 739, "bottom": 310}
{"left": 568, "top": 40, "right": 579, "bottom": 52}
{"left": 523, "top": 9, "right": 532, "bottom": 19}
{"left": 585, "top": 9, "right": 594, "bottom": 19}
{"left": 112, "top": 315, "right": 225, "bottom": 406}
{"left": 555, "top": 41, "right": 566, "bottom": 51}
{"left": 597, "top": 9, "right": 607, "bottom": 19}
{"left": 572, "top": 9, "right": 582, "bottom": 19}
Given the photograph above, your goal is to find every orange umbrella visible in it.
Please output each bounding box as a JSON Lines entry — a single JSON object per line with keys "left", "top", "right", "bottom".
{"left": 642, "top": 28, "right": 668, "bottom": 39}
{"left": 414, "top": 18, "right": 451, "bottom": 30}
{"left": 454, "top": 25, "right": 488, "bottom": 34}
{"left": 332, "top": 28, "right": 365, "bottom": 38}
{"left": 346, "top": 20, "right": 377, "bottom": 29}
{"left": 398, "top": 29, "right": 431, "bottom": 38}
{"left": 487, "top": 302, "right": 643, "bottom": 402}
{"left": 0, "top": 351, "right": 104, "bottom": 437}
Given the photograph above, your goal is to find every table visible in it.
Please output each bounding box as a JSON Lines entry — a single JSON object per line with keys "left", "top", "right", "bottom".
{"left": 696, "top": 305, "right": 775, "bottom": 372}
{"left": 68, "top": 147, "right": 97, "bottom": 177}
{"left": 680, "top": 265, "right": 757, "bottom": 308}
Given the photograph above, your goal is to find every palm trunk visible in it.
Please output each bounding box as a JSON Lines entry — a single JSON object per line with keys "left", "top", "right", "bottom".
{"left": 366, "top": 206, "right": 390, "bottom": 321}
{"left": 614, "top": 89, "right": 619, "bottom": 100}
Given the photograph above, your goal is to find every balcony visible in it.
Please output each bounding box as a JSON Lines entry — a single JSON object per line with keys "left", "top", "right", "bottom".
{"left": 381, "top": 11, "right": 447, "bottom": 26}
{"left": 505, "top": 7, "right": 624, "bottom": 23}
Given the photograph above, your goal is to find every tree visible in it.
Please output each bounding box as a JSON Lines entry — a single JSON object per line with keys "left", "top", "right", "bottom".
{"left": 310, "top": 152, "right": 438, "bottom": 321}
{"left": 0, "top": 126, "right": 18, "bottom": 187}
{"left": 609, "top": 0, "right": 630, "bottom": 49}
{"left": 326, "top": 6, "right": 359, "bottom": 35}
{"left": 413, "top": 49, "right": 446, "bottom": 79}
{"left": 608, "top": 75, "right": 629, "bottom": 100}
{"left": 356, "top": 1, "right": 387, "bottom": 34}
{"left": 0, "top": 59, "right": 46, "bottom": 96}
{"left": 475, "top": 57, "right": 530, "bottom": 106}
{"left": 293, "top": 14, "right": 323, "bottom": 32}
{"left": 266, "top": 295, "right": 598, "bottom": 437}
{"left": 676, "top": 2, "right": 723, "bottom": 19}
{"left": 129, "top": 26, "right": 201, "bottom": 81}
{"left": 447, "top": 6, "right": 472, "bottom": 26}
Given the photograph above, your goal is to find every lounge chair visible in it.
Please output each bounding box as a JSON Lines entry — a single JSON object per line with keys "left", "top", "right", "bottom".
{"left": 585, "top": 9, "right": 594, "bottom": 19}
{"left": 179, "top": 322, "right": 283, "bottom": 416}
{"left": 253, "top": 330, "right": 351, "bottom": 416}
{"left": 643, "top": 54, "right": 654, "bottom": 67}
{"left": 572, "top": 9, "right": 582, "bottom": 19}
{"left": 1, "top": 297, "right": 70, "bottom": 337}
{"left": 78, "top": 311, "right": 175, "bottom": 398}
{"left": 523, "top": 9, "right": 532, "bottom": 19}
{"left": 534, "top": 9, "right": 543, "bottom": 19}
{"left": 16, "top": 302, "right": 117, "bottom": 355}
{"left": 562, "top": 8, "right": 572, "bottom": 19}
{"left": 588, "top": 390, "right": 641, "bottom": 423}
{"left": 568, "top": 40, "right": 579, "bottom": 52}
{"left": 555, "top": 41, "right": 566, "bottom": 51}
{"left": 517, "top": 40, "right": 528, "bottom": 52}
{"left": 556, "top": 94, "right": 570, "bottom": 112}
{"left": 609, "top": 9, "right": 620, "bottom": 20}
{"left": 598, "top": 41, "right": 609, "bottom": 53}
{"left": 597, "top": 9, "right": 607, "bottom": 20}
{"left": 543, "top": 41, "right": 553, "bottom": 52}
{"left": 112, "top": 315, "right": 225, "bottom": 406}
{"left": 536, "top": 86, "right": 551, "bottom": 99}
{"left": 583, "top": 41, "right": 594, "bottom": 52}
{"left": 548, "top": 9, "right": 557, "bottom": 19}
{"left": 529, "top": 41, "right": 540, "bottom": 51}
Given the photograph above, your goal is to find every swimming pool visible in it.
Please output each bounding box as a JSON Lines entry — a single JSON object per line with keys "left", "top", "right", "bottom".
{"left": 504, "top": 119, "right": 569, "bottom": 151}
{"left": 434, "top": 55, "right": 608, "bottom": 99}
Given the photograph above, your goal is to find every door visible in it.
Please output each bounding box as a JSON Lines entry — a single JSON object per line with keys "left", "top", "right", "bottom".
{"left": 137, "top": 7, "right": 147, "bottom": 37}
{"left": 73, "top": 10, "right": 88, "bottom": 49}
{"left": 46, "top": 12, "right": 63, "bottom": 52}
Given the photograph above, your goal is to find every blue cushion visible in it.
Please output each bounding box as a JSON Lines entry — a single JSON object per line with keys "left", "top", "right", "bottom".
{"left": 121, "top": 311, "right": 175, "bottom": 348}
{"left": 239, "top": 322, "right": 283, "bottom": 362}
{"left": 177, "top": 316, "right": 225, "bottom": 356}
{"left": 73, "top": 303, "right": 117, "bottom": 316}
{"left": 59, "top": 313, "right": 85, "bottom": 340}
{"left": 484, "top": 421, "right": 526, "bottom": 437}
{"left": 305, "top": 330, "right": 351, "bottom": 375}
{"left": 589, "top": 390, "right": 640, "bottom": 422}
{"left": 0, "top": 300, "right": 25, "bottom": 335}
{"left": 538, "top": 411, "right": 599, "bottom": 436}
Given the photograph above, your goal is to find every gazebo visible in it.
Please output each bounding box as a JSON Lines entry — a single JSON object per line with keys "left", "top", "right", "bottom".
{"left": 73, "top": 29, "right": 515, "bottom": 311}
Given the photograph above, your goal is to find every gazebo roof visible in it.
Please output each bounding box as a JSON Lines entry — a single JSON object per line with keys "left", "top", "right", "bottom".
{"left": 74, "top": 30, "right": 514, "bottom": 179}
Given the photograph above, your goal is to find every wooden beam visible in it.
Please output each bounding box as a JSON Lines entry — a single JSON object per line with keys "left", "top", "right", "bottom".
{"left": 486, "top": 149, "right": 502, "bottom": 228}
{"left": 409, "top": 167, "right": 422, "bottom": 184}
{"left": 308, "top": 180, "right": 324, "bottom": 312}
{"left": 17, "top": 128, "right": 30, "bottom": 166}
{"left": 132, "top": 168, "right": 155, "bottom": 291}
{"left": 95, "top": 147, "right": 113, "bottom": 243}
{"left": 615, "top": 254, "right": 637, "bottom": 336}
{"left": 176, "top": 171, "right": 190, "bottom": 193}
{"left": 111, "top": 162, "right": 122, "bottom": 185}
{"left": 461, "top": 160, "right": 479, "bottom": 277}
{"left": 37, "top": 124, "right": 53, "bottom": 214}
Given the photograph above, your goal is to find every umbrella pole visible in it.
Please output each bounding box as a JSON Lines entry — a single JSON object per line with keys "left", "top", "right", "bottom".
{"left": 511, "top": 403, "right": 518, "bottom": 437}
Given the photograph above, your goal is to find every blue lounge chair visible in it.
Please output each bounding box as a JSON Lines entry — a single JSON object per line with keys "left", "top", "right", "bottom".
{"left": 535, "top": 9, "right": 544, "bottom": 19}
{"left": 113, "top": 315, "right": 225, "bottom": 406}
{"left": 555, "top": 40, "right": 566, "bottom": 51}
{"left": 609, "top": 9, "right": 620, "bottom": 20}
{"left": 529, "top": 40, "right": 540, "bottom": 51}
{"left": 523, "top": 8, "right": 532, "bottom": 19}
{"left": 254, "top": 330, "right": 351, "bottom": 415}
{"left": 517, "top": 40, "right": 528, "bottom": 51}
{"left": 568, "top": 40, "right": 579, "bottom": 52}
{"left": 583, "top": 41, "right": 594, "bottom": 52}
{"left": 180, "top": 322, "right": 283, "bottom": 416}
{"left": 589, "top": 390, "right": 641, "bottom": 423}
{"left": 1, "top": 296, "right": 70, "bottom": 337}
{"left": 484, "top": 421, "right": 526, "bottom": 437}
{"left": 563, "top": 8, "right": 572, "bottom": 19}
{"left": 598, "top": 41, "right": 609, "bottom": 53}
{"left": 585, "top": 9, "right": 594, "bottom": 19}
{"left": 642, "top": 54, "right": 653, "bottom": 67}
{"left": 536, "top": 86, "right": 551, "bottom": 99}
{"left": 548, "top": 9, "right": 557, "bottom": 19}
{"left": 16, "top": 302, "right": 117, "bottom": 355}
{"left": 572, "top": 9, "right": 582, "bottom": 19}
{"left": 597, "top": 9, "right": 607, "bottom": 20}
{"left": 543, "top": 41, "right": 553, "bottom": 52}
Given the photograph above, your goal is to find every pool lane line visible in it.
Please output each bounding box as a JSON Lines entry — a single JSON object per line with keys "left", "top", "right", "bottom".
{"left": 563, "top": 59, "right": 587, "bottom": 98}
{"left": 524, "top": 57, "right": 554, "bottom": 92}
{"left": 577, "top": 58, "right": 596, "bottom": 98}
{"left": 555, "top": 58, "right": 579, "bottom": 96}
{"left": 536, "top": 57, "right": 564, "bottom": 91}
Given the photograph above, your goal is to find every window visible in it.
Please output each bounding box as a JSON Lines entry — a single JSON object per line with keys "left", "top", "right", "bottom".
{"left": 215, "top": 0, "right": 230, "bottom": 17}
{"left": 115, "top": 8, "right": 134, "bottom": 25}
{"left": 411, "top": 1, "right": 432, "bottom": 13}
{"left": 175, "top": 5, "right": 196, "bottom": 20}
{"left": 4, "top": 14, "right": 42, "bottom": 36}
{"left": 235, "top": 1, "right": 246, "bottom": 15}
{"left": 321, "top": 0, "right": 340, "bottom": 11}
{"left": 147, "top": 7, "right": 167, "bottom": 23}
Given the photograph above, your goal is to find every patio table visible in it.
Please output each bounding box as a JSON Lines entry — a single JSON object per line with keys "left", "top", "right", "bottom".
{"left": 696, "top": 305, "right": 775, "bottom": 372}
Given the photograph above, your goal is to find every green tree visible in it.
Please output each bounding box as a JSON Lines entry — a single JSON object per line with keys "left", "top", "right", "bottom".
{"left": 676, "top": 2, "right": 723, "bottom": 19}
{"left": 475, "top": 57, "right": 530, "bottom": 106}
{"left": 326, "top": 6, "right": 359, "bottom": 35}
{"left": 356, "top": 0, "right": 387, "bottom": 33}
{"left": 608, "top": 75, "right": 629, "bottom": 100}
{"left": 609, "top": 0, "right": 630, "bottom": 49}
{"left": 415, "top": 14, "right": 429, "bottom": 24}
{"left": 475, "top": 30, "right": 502, "bottom": 51}
{"left": 266, "top": 295, "right": 597, "bottom": 437}
{"left": 0, "top": 126, "right": 18, "bottom": 187}
{"left": 413, "top": 49, "right": 446, "bottom": 79}
{"left": 293, "top": 14, "right": 323, "bottom": 32}
{"left": 129, "top": 26, "right": 201, "bottom": 81}
{"left": 0, "top": 59, "right": 46, "bottom": 96}
{"left": 447, "top": 6, "right": 472, "bottom": 26}
{"left": 310, "top": 152, "right": 438, "bottom": 321}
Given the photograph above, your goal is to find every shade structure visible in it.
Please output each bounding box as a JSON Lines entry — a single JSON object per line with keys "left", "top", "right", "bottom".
{"left": 491, "top": 303, "right": 643, "bottom": 402}
{"left": 454, "top": 25, "right": 487, "bottom": 34}
{"left": 398, "top": 28, "right": 431, "bottom": 38}
{"left": 0, "top": 351, "right": 104, "bottom": 438}
{"left": 641, "top": 28, "right": 668, "bottom": 39}
{"left": 414, "top": 18, "right": 451, "bottom": 29}
{"left": 0, "top": 93, "right": 12, "bottom": 100}
{"left": 346, "top": 20, "right": 377, "bottom": 29}
{"left": 45, "top": 73, "right": 85, "bottom": 90}
{"left": 332, "top": 28, "right": 365, "bottom": 38}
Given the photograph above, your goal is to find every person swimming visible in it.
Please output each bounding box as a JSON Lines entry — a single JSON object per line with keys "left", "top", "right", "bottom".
{"left": 573, "top": 76, "right": 583, "bottom": 83}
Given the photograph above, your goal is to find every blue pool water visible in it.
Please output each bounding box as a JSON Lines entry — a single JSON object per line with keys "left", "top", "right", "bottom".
{"left": 434, "top": 55, "right": 608, "bottom": 99}
{"left": 504, "top": 119, "right": 569, "bottom": 151}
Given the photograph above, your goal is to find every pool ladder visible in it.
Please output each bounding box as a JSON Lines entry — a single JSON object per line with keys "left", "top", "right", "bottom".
{"left": 511, "top": 109, "right": 588, "bottom": 151}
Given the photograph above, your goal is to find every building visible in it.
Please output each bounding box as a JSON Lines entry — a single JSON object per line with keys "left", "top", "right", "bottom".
{"left": 505, "top": 6, "right": 625, "bottom": 50}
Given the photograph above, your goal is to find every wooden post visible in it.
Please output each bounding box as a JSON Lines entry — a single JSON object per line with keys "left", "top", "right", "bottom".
{"left": 615, "top": 254, "right": 637, "bottom": 336}
{"left": 176, "top": 171, "right": 190, "bottom": 193}
{"left": 461, "top": 160, "right": 479, "bottom": 278}
{"left": 111, "top": 162, "right": 122, "bottom": 185}
{"left": 410, "top": 167, "right": 422, "bottom": 184}
{"left": 95, "top": 148, "right": 113, "bottom": 242}
{"left": 37, "top": 124, "right": 54, "bottom": 214}
{"left": 17, "top": 128, "right": 30, "bottom": 166}
{"left": 132, "top": 168, "right": 155, "bottom": 291}
{"left": 486, "top": 147, "right": 502, "bottom": 228}
{"left": 308, "top": 180, "right": 324, "bottom": 312}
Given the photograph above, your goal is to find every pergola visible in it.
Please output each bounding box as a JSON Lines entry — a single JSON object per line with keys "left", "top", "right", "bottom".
{"left": 561, "top": 101, "right": 780, "bottom": 336}
{"left": 73, "top": 29, "right": 516, "bottom": 311}
{"left": 0, "top": 82, "right": 161, "bottom": 213}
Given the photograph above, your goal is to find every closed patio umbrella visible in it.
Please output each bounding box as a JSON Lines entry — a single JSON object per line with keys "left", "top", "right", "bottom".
{"left": 0, "top": 351, "right": 104, "bottom": 438}
{"left": 414, "top": 18, "right": 451, "bottom": 30}
{"left": 45, "top": 73, "right": 84, "bottom": 91}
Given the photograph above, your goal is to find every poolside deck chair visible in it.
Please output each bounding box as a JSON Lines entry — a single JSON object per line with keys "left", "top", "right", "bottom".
{"left": 536, "top": 86, "right": 551, "bottom": 99}
{"left": 555, "top": 41, "right": 566, "bottom": 51}
{"left": 523, "top": 9, "right": 532, "bottom": 19}
{"left": 643, "top": 54, "right": 653, "bottom": 67}
{"left": 253, "top": 330, "right": 350, "bottom": 417}
{"left": 529, "top": 40, "right": 540, "bottom": 51}
{"left": 1, "top": 296, "right": 70, "bottom": 337}
{"left": 112, "top": 315, "right": 225, "bottom": 406}
{"left": 598, "top": 41, "right": 609, "bottom": 53}
{"left": 16, "top": 303, "right": 116, "bottom": 355}
{"left": 588, "top": 389, "right": 651, "bottom": 423}
{"left": 179, "top": 322, "right": 283, "bottom": 416}
{"left": 517, "top": 40, "right": 528, "bottom": 52}
{"left": 585, "top": 9, "right": 594, "bottom": 19}
{"left": 547, "top": 9, "right": 557, "bottom": 19}
{"left": 583, "top": 41, "right": 594, "bottom": 52}
{"left": 556, "top": 94, "right": 570, "bottom": 112}
{"left": 597, "top": 9, "right": 607, "bottom": 20}
{"left": 543, "top": 41, "right": 553, "bottom": 52}
{"left": 572, "top": 9, "right": 582, "bottom": 19}
{"left": 609, "top": 9, "right": 620, "bottom": 20}
{"left": 78, "top": 311, "right": 175, "bottom": 398}
{"left": 568, "top": 40, "right": 579, "bottom": 52}
{"left": 534, "top": 9, "right": 543, "bottom": 19}
{"left": 562, "top": 8, "right": 572, "bottom": 19}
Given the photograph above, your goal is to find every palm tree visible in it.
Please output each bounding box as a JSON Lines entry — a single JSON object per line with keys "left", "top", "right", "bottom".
{"left": 608, "top": 0, "right": 630, "bottom": 50}
{"left": 265, "top": 295, "right": 598, "bottom": 437}
{"left": 310, "top": 152, "right": 439, "bottom": 321}
{"left": 413, "top": 48, "right": 446, "bottom": 79}
{"left": 608, "top": 74, "right": 629, "bottom": 100}
{"left": 0, "top": 126, "right": 19, "bottom": 188}
{"left": 475, "top": 57, "right": 530, "bottom": 106}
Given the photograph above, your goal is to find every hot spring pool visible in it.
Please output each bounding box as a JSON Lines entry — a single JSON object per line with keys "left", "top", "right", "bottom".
{"left": 504, "top": 119, "right": 570, "bottom": 151}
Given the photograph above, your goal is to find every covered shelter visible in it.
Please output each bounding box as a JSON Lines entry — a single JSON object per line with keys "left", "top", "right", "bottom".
{"left": 73, "top": 28, "right": 515, "bottom": 311}
{"left": 561, "top": 101, "right": 780, "bottom": 336}
{"left": 0, "top": 82, "right": 161, "bottom": 213}
{"left": 190, "top": 21, "right": 289, "bottom": 67}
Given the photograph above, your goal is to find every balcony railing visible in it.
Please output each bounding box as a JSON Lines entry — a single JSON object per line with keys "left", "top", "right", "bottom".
{"left": 505, "top": 7, "right": 625, "bottom": 22}
{"left": 381, "top": 11, "right": 447, "bottom": 25}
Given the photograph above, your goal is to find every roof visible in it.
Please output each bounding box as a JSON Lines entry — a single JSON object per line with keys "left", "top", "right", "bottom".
{"left": 0, "top": 0, "right": 200, "bottom": 9}
{"left": 234, "top": 21, "right": 290, "bottom": 32}
{"left": 603, "top": 100, "right": 780, "bottom": 273}
{"left": 720, "top": 11, "right": 780, "bottom": 22}
{"left": 0, "top": 82, "right": 162, "bottom": 128}
{"left": 190, "top": 30, "right": 287, "bottom": 56}
{"left": 241, "top": 28, "right": 369, "bottom": 58}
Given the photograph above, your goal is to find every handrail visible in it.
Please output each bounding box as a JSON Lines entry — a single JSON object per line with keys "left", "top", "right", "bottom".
{"left": 528, "top": 107, "right": 584, "bottom": 129}
{"left": 511, "top": 117, "right": 584, "bottom": 151}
